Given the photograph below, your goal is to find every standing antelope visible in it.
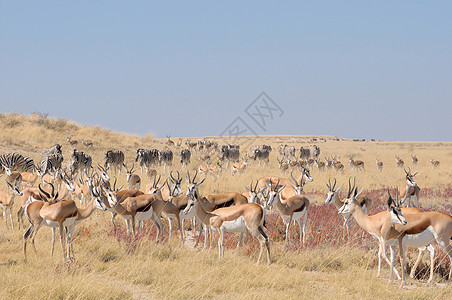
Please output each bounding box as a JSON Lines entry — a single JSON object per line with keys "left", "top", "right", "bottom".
{"left": 257, "top": 169, "right": 313, "bottom": 200}
{"left": 231, "top": 156, "right": 248, "bottom": 176}
{"left": 411, "top": 154, "right": 418, "bottom": 167}
{"left": 376, "top": 159, "right": 383, "bottom": 172}
{"left": 265, "top": 178, "right": 310, "bottom": 245}
{"left": 67, "top": 136, "right": 78, "bottom": 147}
{"left": 325, "top": 178, "right": 372, "bottom": 239}
{"left": 430, "top": 158, "right": 440, "bottom": 168}
{"left": 348, "top": 155, "right": 365, "bottom": 171}
{"left": 277, "top": 157, "right": 289, "bottom": 175}
{"left": 124, "top": 163, "right": 141, "bottom": 190}
{"left": 400, "top": 168, "right": 420, "bottom": 208}
{"left": 184, "top": 172, "right": 271, "bottom": 264}
{"left": 395, "top": 155, "right": 404, "bottom": 169}
{"left": 2, "top": 165, "right": 23, "bottom": 191}
{"left": 208, "top": 161, "right": 222, "bottom": 178}
{"left": 338, "top": 182, "right": 408, "bottom": 284}
{"left": 0, "top": 181, "right": 23, "bottom": 230}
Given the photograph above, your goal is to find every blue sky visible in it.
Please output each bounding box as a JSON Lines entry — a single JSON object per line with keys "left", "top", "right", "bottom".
{"left": 1, "top": 1, "right": 451, "bottom": 141}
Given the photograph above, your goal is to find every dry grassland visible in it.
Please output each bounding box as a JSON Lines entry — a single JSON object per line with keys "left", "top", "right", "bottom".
{"left": 0, "top": 113, "right": 451, "bottom": 299}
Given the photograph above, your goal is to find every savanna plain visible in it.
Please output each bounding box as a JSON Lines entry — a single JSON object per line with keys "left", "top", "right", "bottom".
{"left": 0, "top": 113, "right": 451, "bottom": 299}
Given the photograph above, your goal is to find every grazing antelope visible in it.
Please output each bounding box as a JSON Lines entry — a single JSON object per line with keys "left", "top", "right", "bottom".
{"left": 400, "top": 168, "right": 420, "bottom": 208}
{"left": 338, "top": 182, "right": 408, "bottom": 284}
{"left": 333, "top": 160, "right": 344, "bottom": 173}
{"left": 265, "top": 178, "right": 310, "bottom": 245}
{"left": 325, "top": 178, "right": 372, "bottom": 239}
{"left": 411, "top": 154, "right": 418, "bottom": 167}
{"left": 197, "top": 163, "right": 209, "bottom": 178}
{"left": 231, "top": 156, "right": 248, "bottom": 176}
{"left": 67, "top": 136, "right": 78, "bottom": 147}
{"left": 348, "top": 155, "right": 365, "bottom": 171}
{"left": 124, "top": 163, "right": 141, "bottom": 190}
{"left": 376, "top": 159, "right": 383, "bottom": 172}
{"left": 430, "top": 158, "right": 440, "bottom": 168}
{"left": 184, "top": 173, "right": 271, "bottom": 264}
{"left": 257, "top": 169, "right": 313, "bottom": 200}
{"left": 0, "top": 181, "right": 23, "bottom": 230}
{"left": 395, "top": 155, "right": 404, "bottom": 169}
{"left": 208, "top": 161, "right": 222, "bottom": 178}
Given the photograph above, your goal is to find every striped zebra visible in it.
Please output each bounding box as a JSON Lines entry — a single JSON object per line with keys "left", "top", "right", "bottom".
{"left": 135, "top": 148, "right": 159, "bottom": 173}
{"left": 38, "top": 153, "right": 63, "bottom": 176}
{"left": 0, "top": 152, "right": 35, "bottom": 173}
{"left": 104, "top": 150, "right": 125, "bottom": 175}
{"left": 67, "top": 149, "right": 92, "bottom": 176}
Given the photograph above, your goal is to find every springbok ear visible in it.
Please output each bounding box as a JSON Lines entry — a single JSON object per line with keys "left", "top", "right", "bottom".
{"left": 336, "top": 184, "right": 343, "bottom": 193}
{"left": 243, "top": 185, "right": 251, "bottom": 193}
{"left": 196, "top": 178, "right": 206, "bottom": 186}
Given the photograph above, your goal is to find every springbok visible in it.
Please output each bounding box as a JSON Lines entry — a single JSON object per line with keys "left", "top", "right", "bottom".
{"left": 231, "top": 156, "right": 248, "bottom": 176}
{"left": 375, "top": 159, "right": 383, "bottom": 172}
{"left": 399, "top": 168, "right": 420, "bottom": 208}
{"left": 338, "top": 182, "right": 408, "bottom": 285}
{"left": 411, "top": 154, "right": 418, "bottom": 167}
{"left": 2, "top": 165, "right": 23, "bottom": 192}
{"left": 257, "top": 169, "right": 313, "bottom": 200}
{"left": 395, "top": 155, "right": 404, "bottom": 169}
{"left": 0, "top": 181, "right": 23, "bottom": 230}
{"left": 325, "top": 178, "right": 372, "bottom": 239}
{"left": 348, "top": 155, "right": 365, "bottom": 171}
{"left": 430, "top": 158, "right": 440, "bottom": 168}
{"left": 184, "top": 172, "right": 271, "bottom": 264}
{"left": 23, "top": 184, "right": 106, "bottom": 260}
{"left": 124, "top": 163, "right": 141, "bottom": 190}
{"left": 265, "top": 178, "right": 310, "bottom": 245}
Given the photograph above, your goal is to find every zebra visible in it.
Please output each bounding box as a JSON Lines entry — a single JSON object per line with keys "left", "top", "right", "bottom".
{"left": 0, "top": 152, "right": 35, "bottom": 173}
{"left": 135, "top": 148, "right": 159, "bottom": 173}
{"left": 159, "top": 149, "right": 173, "bottom": 172}
{"left": 253, "top": 149, "right": 270, "bottom": 165}
{"left": 38, "top": 153, "right": 63, "bottom": 176}
{"left": 179, "top": 149, "right": 191, "bottom": 168}
{"left": 220, "top": 144, "right": 240, "bottom": 166}
{"left": 67, "top": 149, "right": 92, "bottom": 176}
{"left": 104, "top": 150, "right": 125, "bottom": 175}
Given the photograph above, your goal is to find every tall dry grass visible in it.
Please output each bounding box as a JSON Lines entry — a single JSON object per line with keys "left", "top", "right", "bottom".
{"left": 0, "top": 113, "right": 451, "bottom": 299}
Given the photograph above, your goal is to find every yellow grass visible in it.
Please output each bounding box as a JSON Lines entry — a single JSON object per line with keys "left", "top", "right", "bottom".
{"left": 0, "top": 113, "right": 451, "bottom": 299}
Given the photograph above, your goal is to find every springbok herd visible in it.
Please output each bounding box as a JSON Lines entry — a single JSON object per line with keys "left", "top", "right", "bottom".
{"left": 0, "top": 140, "right": 451, "bottom": 288}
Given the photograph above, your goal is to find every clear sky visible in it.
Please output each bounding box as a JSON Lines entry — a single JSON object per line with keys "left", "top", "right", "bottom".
{"left": 1, "top": 1, "right": 451, "bottom": 141}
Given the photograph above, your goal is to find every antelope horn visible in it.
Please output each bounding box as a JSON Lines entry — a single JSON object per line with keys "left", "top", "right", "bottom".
{"left": 290, "top": 171, "right": 297, "bottom": 186}
{"left": 193, "top": 170, "right": 198, "bottom": 183}
{"left": 113, "top": 177, "right": 117, "bottom": 191}
{"left": 333, "top": 178, "right": 337, "bottom": 190}
{"left": 187, "top": 171, "right": 191, "bottom": 183}
{"left": 39, "top": 183, "right": 51, "bottom": 200}
{"left": 254, "top": 179, "right": 258, "bottom": 192}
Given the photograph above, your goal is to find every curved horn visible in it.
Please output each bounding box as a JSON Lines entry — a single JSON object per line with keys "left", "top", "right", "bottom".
{"left": 193, "top": 170, "right": 198, "bottom": 183}
{"left": 38, "top": 183, "right": 51, "bottom": 200}
{"left": 333, "top": 178, "right": 337, "bottom": 190}
{"left": 290, "top": 171, "right": 297, "bottom": 186}
{"left": 187, "top": 171, "right": 191, "bottom": 183}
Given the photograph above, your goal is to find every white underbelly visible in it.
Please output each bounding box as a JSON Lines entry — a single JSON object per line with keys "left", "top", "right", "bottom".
{"left": 135, "top": 209, "right": 155, "bottom": 221}
{"left": 45, "top": 217, "right": 77, "bottom": 228}
{"left": 292, "top": 210, "right": 306, "bottom": 221}
{"left": 388, "top": 226, "right": 435, "bottom": 248}
{"left": 221, "top": 216, "right": 246, "bottom": 232}
{"left": 180, "top": 209, "right": 195, "bottom": 220}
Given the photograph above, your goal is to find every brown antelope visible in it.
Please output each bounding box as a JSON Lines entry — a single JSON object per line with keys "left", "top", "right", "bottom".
{"left": 265, "top": 178, "right": 310, "bottom": 245}
{"left": 102, "top": 183, "right": 163, "bottom": 240}
{"left": 23, "top": 184, "right": 106, "bottom": 260}
{"left": 430, "top": 158, "right": 440, "bottom": 168}
{"left": 257, "top": 169, "right": 313, "bottom": 200}
{"left": 176, "top": 138, "right": 182, "bottom": 148}
{"left": 411, "top": 154, "right": 418, "bottom": 167}
{"left": 399, "top": 168, "right": 420, "bottom": 208}
{"left": 124, "top": 163, "right": 141, "bottom": 190}
{"left": 338, "top": 183, "right": 408, "bottom": 285}
{"left": 67, "top": 136, "right": 78, "bottom": 147}
{"left": 0, "top": 181, "right": 23, "bottom": 230}
{"left": 208, "top": 161, "right": 222, "bottom": 178}
{"left": 333, "top": 160, "right": 344, "bottom": 172}
{"left": 20, "top": 171, "right": 37, "bottom": 187}
{"left": 2, "top": 165, "right": 23, "bottom": 191}
{"left": 277, "top": 156, "right": 289, "bottom": 174}
{"left": 231, "top": 156, "right": 248, "bottom": 176}
{"left": 166, "top": 135, "right": 174, "bottom": 146}
{"left": 184, "top": 173, "right": 271, "bottom": 264}
{"left": 81, "top": 140, "right": 93, "bottom": 149}
{"left": 376, "top": 159, "right": 383, "bottom": 172}
{"left": 348, "top": 155, "right": 365, "bottom": 171}
{"left": 325, "top": 178, "right": 372, "bottom": 239}
{"left": 197, "top": 163, "right": 209, "bottom": 178}
{"left": 243, "top": 180, "right": 266, "bottom": 206}
{"left": 395, "top": 155, "right": 404, "bottom": 168}
{"left": 315, "top": 159, "right": 325, "bottom": 172}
